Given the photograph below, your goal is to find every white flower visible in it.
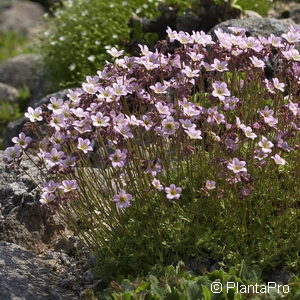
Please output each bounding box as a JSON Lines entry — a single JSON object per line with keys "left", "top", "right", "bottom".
{"left": 271, "top": 154, "right": 286, "bottom": 165}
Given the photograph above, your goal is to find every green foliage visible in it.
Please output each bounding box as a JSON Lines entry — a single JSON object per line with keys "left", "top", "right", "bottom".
{"left": 90, "top": 158, "right": 300, "bottom": 281}
{"left": 0, "top": 32, "right": 30, "bottom": 63}
{"left": 39, "top": 0, "right": 183, "bottom": 88}
{"left": 236, "top": 0, "right": 272, "bottom": 16}
{"left": 99, "top": 262, "right": 300, "bottom": 299}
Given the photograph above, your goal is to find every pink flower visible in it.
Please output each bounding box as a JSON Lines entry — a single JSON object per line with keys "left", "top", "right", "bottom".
{"left": 176, "top": 31, "right": 192, "bottom": 44}
{"left": 205, "top": 180, "right": 216, "bottom": 190}
{"left": 50, "top": 114, "right": 66, "bottom": 131}
{"left": 67, "top": 89, "right": 82, "bottom": 102}
{"left": 47, "top": 97, "right": 64, "bottom": 112}
{"left": 77, "top": 138, "right": 93, "bottom": 153}
{"left": 98, "top": 86, "right": 114, "bottom": 102}
{"left": 180, "top": 119, "right": 196, "bottom": 129}
{"left": 146, "top": 159, "right": 162, "bottom": 176}
{"left": 165, "top": 184, "right": 182, "bottom": 200}
{"left": 12, "top": 132, "right": 32, "bottom": 148}
{"left": 182, "top": 66, "right": 200, "bottom": 78}
{"left": 242, "top": 126, "right": 257, "bottom": 140}
{"left": 187, "top": 52, "right": 203, "bottom": 62}
{"left": 82, "top": 83, "right": 98, "bottom": 94}
{"left": 272, "top": 78, "right": 285, "bottom": 92}
{"left": 212, "top": 81, "right": 230, "bottom": 101}
{"left": 45, "top": 148, "right": 65, "bottom": 167}
{"left": 59, "top": 180, "right": 78, "bottom": 193}
{"left": 211, "top": 59, "right": 228, "bottom": 72}
{"left": 282, "top": 48, "right": 300, "bottom": 61}
{"left": 185, "top": 127, "right": 202, "bottom": 139}
{"left": 254, "top": 150, "right": 268, "bottom": 161}
{"left": 268, "top": 34, "right": 283, "bottom": 47}
{"left": 3, "top": 145, "right": 22, "bottom": 162}
{"left": 141, "top": 115, "right": 153, "bottom": 131}
{"left": 259, "top": 106, "right": 274, "bottom": 120}
{"left": 51, "top": 132, "right": 66, "bottom": 145}
{"left": 223, "top": 96, "right": 239, "bottom": 111}
{"left": 112, "top": 190, "right": 132, "bottom": 209}
{"left": 152, "top": 178, "right": 163, "bottom": 191}
{"left": 245, "top": 37, "right": 262, "bottom": 52}
{"left": 107, "top": 47, "right": 124, "bottom": 58}
{"left": 91, "top": 112, "right": 110, "bottom": 127}
{"left": 250, "top": 56, "right": 265, "bottom": 69}
{"left": 271, "top": 154, "right": 286, "bottom": 165}
{"left": 166, "top": 27, "right": 178, "bottom": 42}
{"left": 41, "top": 180, "right": 59, "bottom": 193}
{"left": 192, "top": 30, "right": 214, "bottom": 46}
{"left": 109, "top": 149, "right": 127, "bottom": 168}
{"left": 61, "top": 156, "right": 76, "bottom": 168}
{"left": 39, "top": 192, "right": 55, "bottom": 205}
{"left": 25, "top": 107, "right": 43, "bottom": 122}
{"left": 258, "top": 136, "right": 274, "bottom": 153}
{"left": 112, "top": 83, "right": 127, "bottom": 96}
{"left": 161, "top": 117, "right": 180, "bottom": 135}
{"left": 227, "top": 158, "right": 247, "bottom": 174}
{"left": 282, "top": 29, "right": 300, "bottom": 43}
{"left": 86, "top": 75, "right": 99, "bottom": 85}
{"left": 150, "top": 82, "right": 168, "bottom": 94}
{"left": 288, "top": 100, "right": 299, "bottom": 116}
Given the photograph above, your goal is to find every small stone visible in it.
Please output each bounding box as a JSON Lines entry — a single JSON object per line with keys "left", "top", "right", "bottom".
{"left": 83, "top": 270, "right": 95, "bottom": 284}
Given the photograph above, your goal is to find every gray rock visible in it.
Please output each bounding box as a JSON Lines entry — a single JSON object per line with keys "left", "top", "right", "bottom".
{"left": 0, "top": 82, "right": 18, "bottom": 103}
{"left": 0, "top": 0, "right": 17, "bottom": 12}
{"left": 0, "top": 54, "right": 52, "bottom": 103}
{"left": 0, "top": 241, "right": 78, "bottom": 300}
{"left": 30, "top": 88, "right": 70, "bottom": 108}
{"left": 210, "top": 17, "right": 299, "bottom": 38}
{"left": 0, "top": 151, "right": 65, "bottom": 253}
{"left": 0, "top": 0, "right": 45, "bottom": 37}
{"left": 2, "top": 117, "right": 27, "bottom": 149}
{"left": 3, "top": 89, "right": 69, "bottom": 149}
{"left": 83, "top": 270, "right": 95, "bottom": 284}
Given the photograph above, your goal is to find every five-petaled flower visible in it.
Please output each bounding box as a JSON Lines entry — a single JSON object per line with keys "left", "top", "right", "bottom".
{"left": 112, "top": 190, "right": 132, "bottom": 209}
{"left": 227, "top": 158, "right": 247, "bottom": 174}
{"left": 165, "top": 184, "right": 182, "bottom": 200}
{"left": 77, "top": 138, "right": 93, "bottom": 153}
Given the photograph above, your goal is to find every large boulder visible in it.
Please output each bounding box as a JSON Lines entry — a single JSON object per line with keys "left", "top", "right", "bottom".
{"left": 0, "top": 151, "right": 65, "bottom": 253}
{"left": 0, "top": 54, "right": 52, "bottom": 104}
{"left": 0, "top": 241, "right": 78, "bottom": 300}
{"left": 210, "top": 17, "right": 298, "bottom": 37}
{"left": 0, "top": 0, "right": 45, "bottom": 36}
{"left": 0, "top": 82, "right": 18, "bottom": 103}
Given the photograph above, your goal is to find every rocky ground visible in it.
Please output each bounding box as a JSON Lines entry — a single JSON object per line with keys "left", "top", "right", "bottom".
{"left": 0, "top": 151, "right": 101, "bottom": 299}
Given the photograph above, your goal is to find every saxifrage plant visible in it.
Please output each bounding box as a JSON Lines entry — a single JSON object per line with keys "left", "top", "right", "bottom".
{"left": 5, "top": 26, "right": 300, "bottom": 280}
